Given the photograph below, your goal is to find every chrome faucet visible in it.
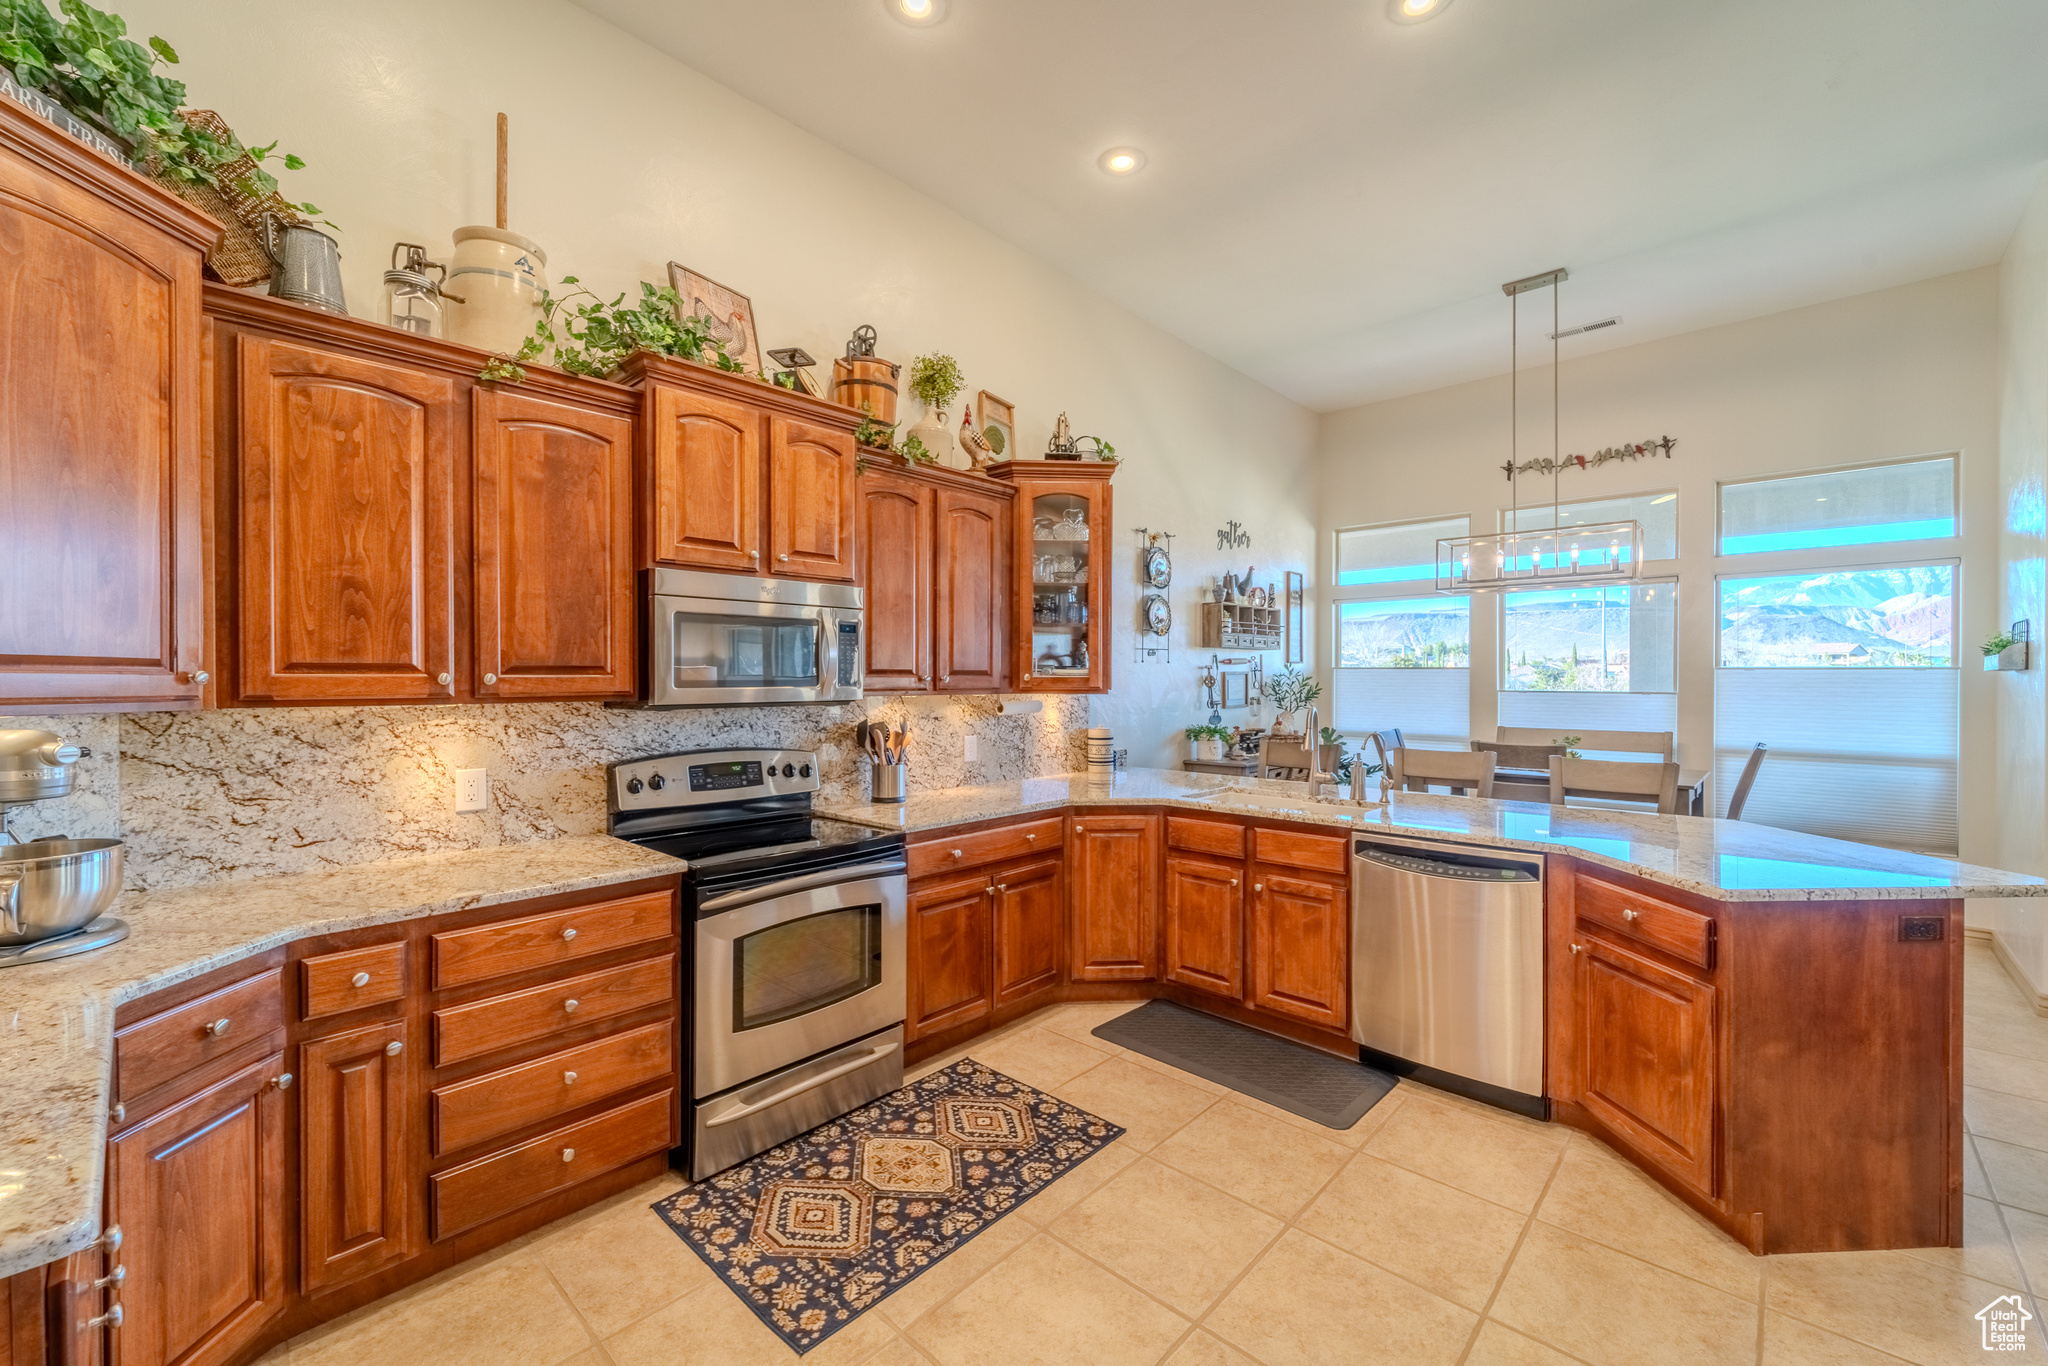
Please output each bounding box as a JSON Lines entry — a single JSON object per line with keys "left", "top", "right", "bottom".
{"left": 1360, "top": 730, "right": 1393, "bottom": 808}
{"left": 1305, "top": 705, "right": 1339, "bottom": 798}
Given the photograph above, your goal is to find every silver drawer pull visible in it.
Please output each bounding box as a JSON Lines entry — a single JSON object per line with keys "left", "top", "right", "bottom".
{"left": 951, "top": 849, "right": 964, "bottom": 859}
{"left": 93, "top": 1226, "right": 122, "bottom": 1254}
{"left": 89, "top": 1305, "right": 123, "bottom": 1330}
{"left": 561, "top": 1147, "right": 576, "bottom": 1163}
{"left": 1570, "top": 942, "right": 1584, "bottom": 954}
{"left": 272, "top": 1072, "right": 293, "bottom": 1090}
{"left": 563, "top": 998, "right": 580, "bottom": 1013}
{"left": 205, "top": 1017, "right": 231, "bottom": 1038}
{"left": 563, "top": 1070, "right": 578, "bottom": 1085}
{"left": 1229, "top": 878, "right": 1239, "bottom": 886}
{"left": 93, "top": 1265, "right": 125, "bottom": 1290}
{"left": 384, "top": 1040, "right": 403, "bottom": 1056}
{"left": 1622, "top": 908, "right": 1641, "bottom": 922}
{"left": 483, "top": 673, "right": 498, "bottom": 686}
{"left": 561, "top": 926, "right": 578, "bottom": 942}
{"left": 351, "top": 971, "right": 371, "bottom": 987}
{"left": 995, "top": 883, "right": 1007, "bottom": 892}
{"left": 1025, "top": 833, "right": 1037, "bottom": 842}
{"left": 436, "top": 672, "right": 452, "bottom": 686}
{"left": 109, "top": 1102, "right": 124, "bottom": 1125}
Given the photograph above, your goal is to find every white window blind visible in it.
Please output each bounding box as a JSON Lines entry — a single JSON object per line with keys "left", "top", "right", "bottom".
{"left": 1497, "top": 690, "right": 1678, "bottom": 742}
{"left": 1507, "top": 491, "right": 1678, "bottom": 559}
{"left": 1337, "top": 517, "right": 1468, "bottom": 587}
{"left": 1713, "top": 668, "right": 1958, "bottom": 853}
{"left": 1333, "top": 669, "right": 1470, "bottom": 749}
{"left": 1720, "top": 457, "right": 1955, "bottom": 555}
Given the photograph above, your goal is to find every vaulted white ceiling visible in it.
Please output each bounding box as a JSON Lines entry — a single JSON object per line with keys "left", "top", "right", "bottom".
{"left": 572, "top": 0, "right": 2048, "bottom": 411}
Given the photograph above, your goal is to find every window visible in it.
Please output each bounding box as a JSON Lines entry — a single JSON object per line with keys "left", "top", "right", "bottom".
{"left": 1718, "top": 566, "right": 1953, "bottom": 667}
{"left": 1336, "top": 517, "right": 1468, "bottom": 586}
{"left": 1502, "top": 584, "right": 1675, "bottom": 692}
{"left": 1719, "top": 457, "right": 1955, "bottom": 555}
{"left": 1337, "top": 596, "right": 1471, "bottom": 668}
{"left": 1506, "top": 491, "right": 1678, "bottom": 560}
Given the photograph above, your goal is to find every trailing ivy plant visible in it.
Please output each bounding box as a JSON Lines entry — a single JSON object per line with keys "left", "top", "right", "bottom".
{"left": 899, "top": 433, "right": 937, "bottom": 466}
{"left": 0, "top": 0, "right": 324, "bottom": 218}
{"left": 479, "top": 277, "right": 739, "bottom": 384}
{"left": 852, "top": 403, "right": 897, "bottom": 452}
{"left": 906, "top": 353, "right": 965, "bottom": 413}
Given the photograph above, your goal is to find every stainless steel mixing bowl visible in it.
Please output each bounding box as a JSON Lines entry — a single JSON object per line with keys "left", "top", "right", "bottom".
{"left": 0, "top": 838, "right": 125, "bottom": 946}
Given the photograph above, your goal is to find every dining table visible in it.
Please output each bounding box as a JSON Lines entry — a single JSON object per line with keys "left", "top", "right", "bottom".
{"left": 1488, "top": 764, "right": 1711, "bottom": 817}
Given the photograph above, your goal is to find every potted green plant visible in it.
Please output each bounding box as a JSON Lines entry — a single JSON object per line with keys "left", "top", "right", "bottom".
{"left": 903, "top": 353, "right": 965, "bottom": 466}
{"left": 1267, "top": 666, "right": 1322, "bottom": 739}
{"left": 1984, "top": 630, "right": 2029, "bottom": 672}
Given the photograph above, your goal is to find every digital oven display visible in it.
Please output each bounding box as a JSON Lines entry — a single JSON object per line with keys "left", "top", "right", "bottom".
{"left": 688, "top": 760, "right": 765, "bottom": 793}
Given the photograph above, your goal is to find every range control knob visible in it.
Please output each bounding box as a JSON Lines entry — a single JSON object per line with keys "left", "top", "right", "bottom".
{"left": 782, "top": 763, "right": 796, "bottom": 778}
{"left": 649, "top": 773, "right": 667, "bottom": 791}
{"left": 799, "top": 764, "right": 812, "bottom": 778}
{"left": 625, "top": 777, "right": 643, "bottom": 795}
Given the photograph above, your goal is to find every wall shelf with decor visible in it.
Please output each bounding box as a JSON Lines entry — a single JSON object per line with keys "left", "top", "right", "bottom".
{"left": 1201, "top": 601, "right": 1282, "bottom": 651}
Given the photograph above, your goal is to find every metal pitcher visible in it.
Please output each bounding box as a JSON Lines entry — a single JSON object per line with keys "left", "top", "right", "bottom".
{"left": 259, "top": 212, "right": 346, "bottom": 314}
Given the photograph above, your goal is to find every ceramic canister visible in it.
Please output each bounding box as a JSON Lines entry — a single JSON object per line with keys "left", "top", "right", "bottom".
{"left": 444, "top": 226, "right": 547, "bottom": 356}
{"left": 1086, "top": 727, "right": 1115, "bottom": 773}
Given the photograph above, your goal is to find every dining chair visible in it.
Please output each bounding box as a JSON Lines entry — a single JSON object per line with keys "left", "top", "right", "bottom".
{"left": 1724, "top": 743, "right": 1769, "bottom": 821}
{"left": 1260, "top": 737, "right": 1313, "bottom": 781}
{"left": 1498, "top": 727, "right": 1674, "bottom": 760}
{"left": 1392, "top": 747, "right": 1497, "bottom": 798}
{"left": 1546, "top": 755, "right": 1680, "bottom": 814}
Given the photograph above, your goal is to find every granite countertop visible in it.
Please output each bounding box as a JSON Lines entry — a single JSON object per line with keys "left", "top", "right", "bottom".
{"left": 0, "top": 835, "right": 684, "bottom": 1279}
{"left": 820, "top": 767, "right": 2048, "bottom": 903}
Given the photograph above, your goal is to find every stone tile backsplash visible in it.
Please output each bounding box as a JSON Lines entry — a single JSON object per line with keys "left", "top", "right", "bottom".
{"left": 106, "top": 694, "right": 1087, "bottom": 890}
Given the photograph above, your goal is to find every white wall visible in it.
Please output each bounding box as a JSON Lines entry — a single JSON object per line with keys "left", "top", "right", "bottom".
{"left": 118, "top": 0, "right": 1316, "bottom": 771}
{"left": 1993, "top": 170, "right": 2048, "bottom": 993}
{"left": 1316, "top": 270, "right": 2001, "bottom": 868}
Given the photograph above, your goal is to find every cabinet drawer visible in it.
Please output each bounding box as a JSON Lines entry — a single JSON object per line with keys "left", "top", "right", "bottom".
{"left": 430, "top": 1090, "right": 674, "bottom": 1240}
{"left": 434, "top": 953, "right": 676, "bottom": 1066}
{"left": 431, "top": 890, "right": 673, "bottom": 989}
{"left": 115, "top": 968, "right": 284, "bottom": 1100}
{"left": 1577, "top": 875, "right": 1714, "bottom": 971}
{"left": 302, "top": 941, "right": 408, "bottom": 1020}
{"left": 909, "top": 817, "right": 1063, "bottom": 879}
{"left": 1167, "top": 816, "right": 1245, "bottom": 860}
{"left": 1252, "top": 826, "right": 1349, "bottom": 875}
{"left": 433, "top": 1020, "right": 673, "bottom": 1155}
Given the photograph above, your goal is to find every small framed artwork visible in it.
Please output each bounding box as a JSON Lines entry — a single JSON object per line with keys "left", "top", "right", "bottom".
{"left": 1221, "top": 671, "right": 1250, "bottom": 710}
{"left": 1284, "top": 570, "right": 1305, "bottom": 664}
{"left": 666, "top": 262, "right": 762, "bottom": 375}
{"left": 976, "top": 391, "right": 1016, "bottom": 461}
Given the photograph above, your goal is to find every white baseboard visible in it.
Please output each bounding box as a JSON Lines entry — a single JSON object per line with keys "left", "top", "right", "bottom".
{"left": 1983, "top": 929, "right": 2048, "bottom": 1018}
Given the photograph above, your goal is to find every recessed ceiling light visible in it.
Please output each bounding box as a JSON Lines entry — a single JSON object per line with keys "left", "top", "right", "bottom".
{"left": 1098, "top": 147, "right": 1147, "bottom": 176}
{"left": 884, "top": 0, "right": 947, "bottom": 27}
{"left": 1387, "top": 0, "right": 1451, "bottom": 23}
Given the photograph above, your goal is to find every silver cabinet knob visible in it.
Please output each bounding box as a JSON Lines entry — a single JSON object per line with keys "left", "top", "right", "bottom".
{"left": 749, "top": 550, "right": 761, "bottom": 559}
{"left": 384, "top": 1040, "right": 403, "bottom": 1056}
{"left": 1229, "top": 878, "right": 1239, "bottom": 886}
{"left": 778, "top": 553, "right": 790, "bottom": 562}
{"left": 1025, "top": 833, "right": 1037, "bottom": 842}
{"left": 1622, "top": 908, "right": 1641, "bottom": 922}
{"left": 89, "top": 1305, "right": 123, "bottom": 1330}
{"left": 1254, "top": 883, "right": 1263, "bottom": 892}
{"left": 272, "top": 1072, "right": 293, "bottom": 1089}
{"left": 436, "top": 672, "right": 452, "bottom": 686}
{"left": 205, "top": 1017, "right": 231, "bottom": 1038}
{"left": 1570, "top": 942, "right": 1584, "bottom": 954}
{"left": 563, "top": 998, "right": 580, "bottom": 1013}
{"left": 483, "top": 673, "right": 497, "bottom": 686}
{"left": 561, "top": 926, "right": 578, "bottom": 942}
{"left": 351, "top": 971, "right": 370, "bottom": 987}
{"left": 93, "top": 1226, "right": 122, "bottom": 1254}
{"left": 109, "top": 1101, "right": 125, "bottom": 1124}
{"left": 181, "top": 670, "right": 209, "bottom": 685}
{"left": 950, "top": 849, "right": 963, "bottom": 859}
{"left": 93, "top": 1265, "right": 125, "bottom": 1290}
{"left": 561, "top": 1147, "right": 576, "bottom": 1163}
{"left": 563, "top": 1070, "right": 578, "bottom": 1085}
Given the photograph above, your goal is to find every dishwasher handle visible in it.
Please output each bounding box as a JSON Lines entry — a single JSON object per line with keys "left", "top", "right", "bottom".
{"left": 1354, "top": 841, "right": 1541, "bottom": 884}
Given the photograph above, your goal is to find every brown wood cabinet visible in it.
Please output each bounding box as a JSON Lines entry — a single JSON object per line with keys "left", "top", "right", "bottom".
{"left": 1573, "top": 933, "right": 1717, "bottom": 1197}
{"left": 992, "top": 856, "right": 1065, "bottom": 1008}
{"left": 0, "top": 102, "right": 214, "bottom": 713}
{"left": 990, "top": 460, "right": 1114, "bottom": 695}
{"left": 1163, "top": 853, "right": 1245, "bottom": 999}
{"left": 1247, "top": 869, "right": 1349, "bottom": 1031}
{"left": 1069, "top": 814, "right": 1160, "bottom": 981}
{"left": 858, "top": 456, "right": 1012, "bottom": 694}
{"left": 907, "top": 872, "right": 995, "bottom": 1042}
{"left": 858, "top": 467, "right": 933, "bottom": 689}
{"left": 629, "top": 355, "right": 861, "bottom": 583}
{"left": 299, "top": 1020, "right": 415, "bottom": 1295}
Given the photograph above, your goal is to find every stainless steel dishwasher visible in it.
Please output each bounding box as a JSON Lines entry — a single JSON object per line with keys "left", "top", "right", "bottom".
{"left": 1351, "top": 832, "right": 1547, "bottom": 1118}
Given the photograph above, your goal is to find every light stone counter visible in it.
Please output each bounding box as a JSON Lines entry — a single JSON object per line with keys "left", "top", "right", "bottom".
{"left": 0, "top": 835, "right": 683, "bottom": 1279}
{"left": 819, "top": 767, "right": 2048, "bottom": 903}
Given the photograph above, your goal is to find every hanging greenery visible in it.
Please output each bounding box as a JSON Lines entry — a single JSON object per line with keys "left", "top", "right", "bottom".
{"left": 479, "top": 278, "right": 740, "bottom": 384}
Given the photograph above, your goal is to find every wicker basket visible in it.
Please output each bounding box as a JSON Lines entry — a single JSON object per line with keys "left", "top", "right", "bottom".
{"left": 153, "top": 110, "right": 304, "bottom": 288}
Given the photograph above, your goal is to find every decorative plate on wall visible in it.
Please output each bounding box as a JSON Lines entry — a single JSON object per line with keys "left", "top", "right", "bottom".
{"left": 1142, "top": 544, "right": 1172, "bottom": 589}
{"left": 1143, "top": 594, "right": 1172, "bottom": 636}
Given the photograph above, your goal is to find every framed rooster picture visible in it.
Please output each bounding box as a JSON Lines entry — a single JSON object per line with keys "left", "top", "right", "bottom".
{"left": 666, "top": 262, "right": 762, "bottom": 376}
{"left": 976, "top": 391, "right": 1016, "bottom": 462}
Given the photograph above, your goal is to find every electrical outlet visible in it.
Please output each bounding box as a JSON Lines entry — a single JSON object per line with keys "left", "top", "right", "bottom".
{"left": 965, "top": 735, "right": 979, "bottom": 761}
{"left": 455, "top": 768, "right": 488, "bottom": 813}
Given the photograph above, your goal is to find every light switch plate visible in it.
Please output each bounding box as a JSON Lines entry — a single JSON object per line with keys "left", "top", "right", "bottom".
{"left": 455, "top": 768, "right": 488, "bottom": 812}
{"left": 965, "top": 735, "right": 979, "bottom": 761}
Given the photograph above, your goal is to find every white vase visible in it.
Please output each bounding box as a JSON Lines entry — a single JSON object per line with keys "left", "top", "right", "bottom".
{"left": 906, "top": 408, "right": 961, "bottom": 468}
{"left": 1198, "top": 737, "right": 1225, "bottom": 762}
{"left": 1187, "top": 738, "right": 1200, "bottom": 761}
{"left": 445, "top": 226, "right": 547, "bottom": 356}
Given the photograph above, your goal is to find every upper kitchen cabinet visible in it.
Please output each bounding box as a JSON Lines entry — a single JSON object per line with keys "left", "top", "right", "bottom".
{"left": 858, "top": 456, "right": 1012, "bottom": 694}
{"left": 208, "top": 289, "right": 642, "bottom": 706}
{"left": 0, "top": 103, "right": 216, "bottom": 712}
{"left": 989, "top": 460, "right": 1114, "bottom": 694}
{"left": 626, "top": 355, "right": 861, "bottom": 583}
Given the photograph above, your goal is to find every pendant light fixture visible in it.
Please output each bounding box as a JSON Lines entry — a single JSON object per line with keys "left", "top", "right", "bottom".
{"left": 1436, "top": 268, "right": 1645, "bottom": 594}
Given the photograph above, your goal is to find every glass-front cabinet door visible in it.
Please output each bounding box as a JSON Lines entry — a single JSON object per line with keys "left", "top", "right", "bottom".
{"left": 993, "top": 460, "right": 1115, "bottom": 693}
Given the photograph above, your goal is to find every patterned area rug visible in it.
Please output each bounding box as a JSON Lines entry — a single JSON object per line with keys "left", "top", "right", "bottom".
{"left": 652, "top": 1059, "right": 1123, "bottom": 1353}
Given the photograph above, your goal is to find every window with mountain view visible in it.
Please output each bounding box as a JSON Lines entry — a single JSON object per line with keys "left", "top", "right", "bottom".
{"left": 1336, "top": 596, "right": 1471, "bottom": 667}
{"left": 1331, "top": 517, "right": 1473, "bottom": 745}
{"left": 1501, "top": 584, "right": 1675, "bottom": 692}
{"left": 1718, "top": 566, "right": 1953, "bottom": 667}
{"left": 1719, "top": 457, "right": 1955, "bottom": 555}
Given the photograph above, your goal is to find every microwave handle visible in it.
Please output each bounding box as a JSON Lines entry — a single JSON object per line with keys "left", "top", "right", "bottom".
{"left": 697, "top": 860, "right": 908, "bottom": 915}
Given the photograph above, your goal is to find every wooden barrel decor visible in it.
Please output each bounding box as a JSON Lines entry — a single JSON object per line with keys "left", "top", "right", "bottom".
{"left": 833, "top": 355, "right": 901, "bottom": 423}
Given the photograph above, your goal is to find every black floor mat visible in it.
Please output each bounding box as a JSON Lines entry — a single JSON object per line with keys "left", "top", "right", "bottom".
{"left": 1092, "top": 1000, "right": 1396, "bottom": 1131}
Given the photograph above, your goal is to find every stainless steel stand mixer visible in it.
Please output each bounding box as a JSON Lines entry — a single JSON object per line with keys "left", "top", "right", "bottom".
{"left": 0, "top": 729, "right": 128, "bottom": 967}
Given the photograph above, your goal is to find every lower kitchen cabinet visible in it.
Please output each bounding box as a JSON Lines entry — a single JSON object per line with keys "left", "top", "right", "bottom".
{"left": 1163, "top": 853, "right": 1244, "bottom": 999}
{"left": 106, "top": 1053, "right": 289, "bottom": 1366}
{"left": 1573, "top": 931, "right": 1719, "bottom": 1197}
{"left": 299, "top": 1020, "right": 415, "bottom": 1295}
{"left": 907, "top": 872, "right": 996, "bottom": 1042}
{"left": 1069, "top": 815, "right": 1161, "bottom": 982}
{"left": 1247, "top": 869, "right": 1349, "bottom": 1031}
{"left": 992, "top": 856, "right": 1064, "bottom": 1009}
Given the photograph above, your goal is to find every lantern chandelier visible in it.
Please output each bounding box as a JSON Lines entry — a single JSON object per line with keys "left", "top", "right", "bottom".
{"left": 1435, "top": 268, "right": 1651, "bottom": 595}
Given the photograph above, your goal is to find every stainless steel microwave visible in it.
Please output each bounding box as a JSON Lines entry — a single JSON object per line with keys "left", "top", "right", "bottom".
{"left": 641, "top": 569, "right": 863, "bottom": 707}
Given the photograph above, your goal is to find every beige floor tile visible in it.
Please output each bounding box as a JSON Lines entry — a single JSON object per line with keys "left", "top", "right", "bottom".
{"left": 1031, "top": 1000, "right": 1145, "bottom": 1050}
{"left": 1295, "top": 1152, "right": 1525, "bottom": 1311}
{"left": 1161, "top": 1330, "right": 1262, "bottom": 1366}
{"left": 1964, "top": 1085, "right": 2048, "bottom": 1153}
{"left": 603, "top": 1275, "right": 896, "bottom": 1366}
{"left": 294, "top": 1256, "right": 593, "bottom": 1366}
{"left": 559, "top": 1352, "right": 612, "bottom": 1366}
{"left": 1965, "top": 1137, "right": 1993, "bottom": 1197}
{"left": 1464, "top": 1320, "right": 1586, "bottom": 1365}
{"left": 1150, "top": 1099, "right": 1351, "bottom": 1218}
{"left": 1997, "top": 1203, "right": 2048, "bottom": 1290}
{"left": 1047, "top": 1056, "right": 1219, "bottom": 1150}
{"left": 1227, "top": 1086, "right": 1400, "bottom": 1149}
{"left": 1013, "top": 1141, "right": 1139, "bottom": 1225}
{"left": 1896, "top": 1195, "right": 2024, "bottom": 1290}
{"left": 1766, "top": 1246, "right": 2020, "bottom": 1365}
{"left": 875, "top": 1207, "right": 1038, "bottom": 1329}
{"left": 250, "top": 1348, "right": 292, "bottom": 1366}
{"left": 1966, "top": 1047, "right": 2048, "bottom": 1104}
{"left": 907, "top": 1232, "right": 1189, "bottom": 1366}
{"left": 955, "top": 1026, "right": 1115, "bottom": 1092}
{"left": 1363, "top": 1092, "right": 1567, "bottom": 1212}
{"left": 1051, "top": 1157, "right": 1283, "bottom": 1316}
{"left": 1978, "top": 1135, "right": 2048, "bottom": 1215}
{"left": 1966, "top": 1013, "right": 2048, "bottom": 1063}
{"left": 1535, "top": 1135, "right": 1761, "bottom": 1301}
{"left": 534, "top": 1192, "right": 722, "bottom": 1336}
{"left": 1759, "top": 1311, "right": 1912, "bottom": 1364}
{"left": 1490, "top": 1222, "right": 1758, "bottom": 1366}
{"left": 863, "top": 1339, "right": 941, "bottom": 1366}
{"left": 1205, "top": 1228, "right": 1476, "bottom": 1366}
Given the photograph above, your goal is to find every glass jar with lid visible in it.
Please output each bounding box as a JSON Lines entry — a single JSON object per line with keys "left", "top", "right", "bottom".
{"left": 382, "top": 242, "right": 454, "bottom": 338}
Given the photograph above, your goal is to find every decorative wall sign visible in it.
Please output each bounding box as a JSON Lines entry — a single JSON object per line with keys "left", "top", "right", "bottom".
{"left": 667, "top": 262, "right": 762, "bottom": 375}
{"left": 1284, "top": 570, "right": 1305, "bottom": 665}
{"left": 1503, "top": 435, "right": 1677, "bottom": 482}
{"left": 976, "top": 391, "right": 1016, "bottom": 460}
{"left": 1217, "top": 521, "right": 1251, "bottom": 551}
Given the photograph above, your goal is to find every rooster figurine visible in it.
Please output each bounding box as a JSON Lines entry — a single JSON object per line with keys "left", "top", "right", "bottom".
{"left": 959, "top": 409, "right": 998, "bottom": 473}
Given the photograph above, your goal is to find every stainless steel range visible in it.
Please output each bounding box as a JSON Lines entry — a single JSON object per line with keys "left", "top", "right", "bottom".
{"left": 607, "top": 747, "right": 907, "bottom": 1179}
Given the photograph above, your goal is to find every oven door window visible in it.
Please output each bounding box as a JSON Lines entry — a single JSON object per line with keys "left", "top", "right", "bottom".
{"left": 669, "top": 611, "right": 820, "bottom": 691}
{"left": 732, "top": 904, "right": 884, "bottom": 1032}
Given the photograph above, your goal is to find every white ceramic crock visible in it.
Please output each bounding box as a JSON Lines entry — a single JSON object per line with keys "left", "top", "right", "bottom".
{"left": 444, "top": 226, "right": 548, "bottom": 356}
